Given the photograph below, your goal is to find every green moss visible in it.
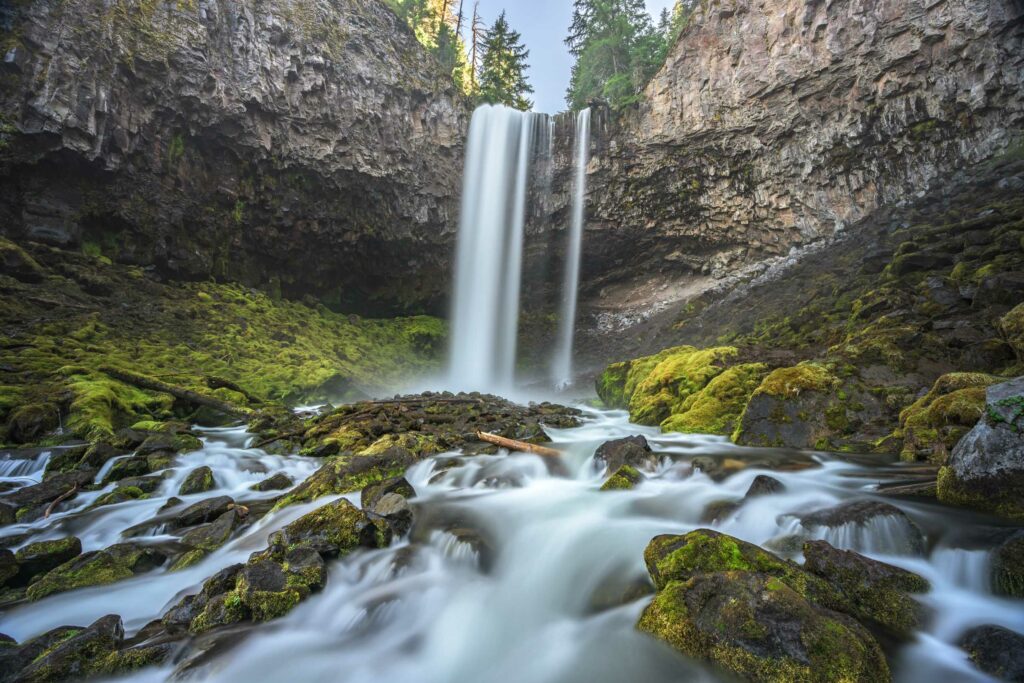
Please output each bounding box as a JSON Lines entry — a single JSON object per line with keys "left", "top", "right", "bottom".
{"left": 754, "top": 364, "right": 837, "bottom": 399}
{"left": 26, "top": 547, "right": 140, "bottom": 600}
{"left": 245, "top": 588, "right": 301, "bottom": 621}
{"left": 893, "top": 373, "right": 998, "bottom": 462}
{"left": 1001, "top": 303, "right": 1024, "bottom": 362}
{"left": 661, "top": 363, "right": 769, "bottom": 435}
{"left": 937, "top": 466, "right": 1024, "bottom": 520}
{"left": 600, "top": 464, "right": 644, "bottom": 491}
{"left": 189, "top": 590, "right": 248, "bottom": 634}
{"left": 169, "top": 549, "right": 206, "bottom": 571}
{"left": 91, "top": 486, "right": 147, "bottom": 508}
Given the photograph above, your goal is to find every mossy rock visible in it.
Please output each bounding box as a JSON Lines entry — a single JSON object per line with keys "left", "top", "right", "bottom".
{"left": 5, "top": 403, "right": 60, "bottom": 444}
{"left": 0, "top": 237, "right": 45, "bottom": 283}
{"left": 178, "top": 466, "right": 215, "bottom": 495}
{"left": 600, "top": 464, "right": 644, "bottom": 491}
{"left": 273, "top": 497, "right": 387, "bottom": 556}
{"left": 14, "top": 537, "right": 82, "bottom": 584}
{"left": 733, "top": 364, "right": 841, "bottom": 448}
{"left": 596, "top": 346, "right": 738, "bottom": 425}
{"left": 991, "top": 531, "right": 1024, "bottom": 599}
{"left": 660, "top": 362, "right": 768, "bottom": 435}
{"left": 1001, "top": 303, "right": 1024, "bottom": 362}
{"left": 637, "top": 572, "right": 890, "bottom": 683}
{"left": 802, "top": 540, "right": 929, "bottom": 638}
{"left": 27, "top": 543, "right": 167, "bottom": 601}
{"left": 273, "top": 447, "right": 417, "bottom": 511}
{"left": 893, "top": 373, "right": 999, "bottom": 463}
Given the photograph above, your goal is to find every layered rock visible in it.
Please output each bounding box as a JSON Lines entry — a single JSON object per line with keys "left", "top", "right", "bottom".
{"left": 0, "top": 0, "right": 467, "bottom": 313}
{"left": 579, "top": 0, "right": 1024, "bottom": 307}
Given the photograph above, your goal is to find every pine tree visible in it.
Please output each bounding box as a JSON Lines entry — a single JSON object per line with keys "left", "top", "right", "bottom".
{"left": 477, "top": 12, "right": 534, "bottom": 111}
{"left": 386, "top": 0, "right": 471, "bottom": 95}
{"left": 565, "top": 0, "right": 667, "bottom": 111}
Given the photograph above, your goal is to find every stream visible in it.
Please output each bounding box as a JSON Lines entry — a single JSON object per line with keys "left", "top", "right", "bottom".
{"left": 2, "top": 408, "right": 1022, "bottom": 682}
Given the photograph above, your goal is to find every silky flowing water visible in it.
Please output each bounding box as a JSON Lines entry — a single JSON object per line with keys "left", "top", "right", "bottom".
{"left": 2, "top": 409, "right": 1021, "bottom": 682}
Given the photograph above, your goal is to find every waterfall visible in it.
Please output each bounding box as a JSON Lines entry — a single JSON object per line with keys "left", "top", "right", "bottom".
{"left": 552, "top": 108, "right": 592, "bottom": 389}
{"left": 447, "top": 105, "right": 540, "bottom": 393}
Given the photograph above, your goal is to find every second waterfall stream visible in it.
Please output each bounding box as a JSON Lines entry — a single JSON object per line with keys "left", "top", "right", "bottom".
{"left": 447, "top": 104, "right": 591, "bottom": 393}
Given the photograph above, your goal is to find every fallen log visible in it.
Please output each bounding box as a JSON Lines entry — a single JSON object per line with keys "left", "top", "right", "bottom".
{"left": 99, "top": 366, "right": 253, "bottom": 419}
{"left": 476, "top": 431, "right": 561, "bottom": 458}
{"left": 44, "top": 485, "right": 78, "bottom": 519}
{"left": 206, "top": 376, "right": 263, "bottom": 405}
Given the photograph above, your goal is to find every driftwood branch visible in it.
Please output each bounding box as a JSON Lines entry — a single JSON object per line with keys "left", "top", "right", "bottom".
{"left": 476, "top": 431, "right": 561, "bottom": 458}
{"left": 99, "top": 366, "right": 253, "bottom": 419}
{"left": 45, "top": 485, "right": 78, "bottom": 519}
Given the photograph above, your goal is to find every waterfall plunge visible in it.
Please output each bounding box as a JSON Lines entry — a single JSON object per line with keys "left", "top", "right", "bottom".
{"left": 552, "top": 108, "right": 591, "bottom": 389}
{"left": 448, "top": 105, "right": 539, "bottom": 393}
{"left": 447, "top": 104, "right": 590, "bottom": 393}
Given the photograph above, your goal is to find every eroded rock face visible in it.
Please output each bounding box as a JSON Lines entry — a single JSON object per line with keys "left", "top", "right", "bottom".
{"left": 0, "top": 0, "right": 467, "bottom": 314}
{"left": 581, "top": 0, "right": 1024, "bottom": 294}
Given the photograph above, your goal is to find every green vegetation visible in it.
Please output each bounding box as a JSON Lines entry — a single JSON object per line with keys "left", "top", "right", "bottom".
{"left": 661, "top": 363, "right": 768, "bottom": 435}
{"left": 0, "top": 242, "right": 446, "bottom": 446}
{"left": 892, "top": 373, "right": 998, "bottom": 462}
{"left": 386, "top": 0, "right": 472, "bottom": 94}
{"left": 477, "top": 12, "right": 534, "bottom": 110}
{"left": 600, "top": 464, "right": 644, "bottom": 490}
{"left": 566, "top": 0, "right": 695, "bottom": 110}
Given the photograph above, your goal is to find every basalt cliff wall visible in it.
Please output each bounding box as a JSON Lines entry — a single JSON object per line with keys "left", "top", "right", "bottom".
{"left": 0, "top": 0, "right": 467, "bottom": 314}
{"left": 580, "top": 0, "right": 1024, "bottom": 295}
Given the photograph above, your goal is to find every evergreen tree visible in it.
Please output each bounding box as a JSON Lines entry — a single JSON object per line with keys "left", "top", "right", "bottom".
{"left": 477, "top": 12, "right": 534, "bottom": 111}
{"left": 386, "top": 0, "right": 471, "bottom": 95}
{"left": 565, "top": 0, "right": 666, "bottom": 111}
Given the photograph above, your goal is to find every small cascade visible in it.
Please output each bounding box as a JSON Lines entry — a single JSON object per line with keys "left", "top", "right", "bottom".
{"left": 552, "top": 108, "right": 592, "bottom": 389}
{"left": 448, "top": 105, "right": 543, "bottom": 393}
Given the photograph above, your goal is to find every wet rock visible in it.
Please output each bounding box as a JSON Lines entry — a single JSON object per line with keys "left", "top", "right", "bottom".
{"left": 274, "top": 447, "right": 418, "bottom": 510}
{"left": 2, "top": 470, "right": 94, "bottom": 509}
{"left": 961, "top": 624, "right": 1024, "bottom": 682}
{"left": 27, "top": 543, "right": 169, "bottom": 600}
{"left": 274, "top": 498, "right": 388, "bottom": 557}
{"left": 368, "top": 493, "right": 414, "bottom": 537}
{"left": 41, "top": 445, "right": 90, "bottom": 478}
{"left": 593, "top": 436, "right": 659, "bottom": 473}
{"left": 638, "top": 558, "right": 889, "bottom": 683}
{"left": 802, "top": 540, "right": 929, "bottom": 638}
{"left": 0, "top": 503, "right": 16, "bottom": 525}
{"left": 13, "top": 537, "right": 82, "bottom": 585}
{"left": 744, "top": 474, "right": 785, "bottom": 499}
{"left": 992, "top": 530, "right": 1024, "bottom": 599}
{"left": 0, "top": 625, "right": 83, "bottom": 679}
{"left": 102, "top": 457, "right": 153, "bottom": 485}
{"left": 698, "top": 498, "right": 740, "bottom": 523}
{"left": 137, "top": 432, "right": 203, "bottom": 456}
{"left": 797, "top": 500, "right": 926, "bottom": 555}
{"left": 91, "top": 486, "right": 150, "bottom": 509}
{"left": 0, "top": 549, "right": 16, "bottom": 586}
{"left": 690, "top": 455, "right": 748, "bottom": 481}
{"left": 77, "top": 442, "right": 123, "bottom": 470}
{"left": 116, "top": 476, "right": 162, "bottom": 494}
{"left": 162, "top": 564, "right": 244, "bottom": 634}
{"left": 178, "top": 510, "right": 239, "bottom": 553}
{"left": 178, "top": 466, "right": 216, "bottom": 496}
{"left": 0, "top": 237, "right": 45, "bottom": 284}
{"left": 6, "top": 614, "right": 125, "bottom": 682}
{"left": 361, "top": 476, "right": 415, "bottom": 509}
{"left": 169, "top": 496, "right": 235, "bottom": 529}
{"left": 250, "top": 473, "right": 293, "bottom": 492}
{"left": 938, "top": 377, "right": 1024, "bottom": 520}
{"left": 600, "top": 464, "right": 645, "bottom": 491}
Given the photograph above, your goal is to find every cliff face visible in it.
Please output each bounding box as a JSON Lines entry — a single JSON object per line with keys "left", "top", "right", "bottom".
{"left": 0, "top": 0, "right": 467, "bottom": 314}
{"left": 583, "top": 0, "right": 1024, "bottom": 293}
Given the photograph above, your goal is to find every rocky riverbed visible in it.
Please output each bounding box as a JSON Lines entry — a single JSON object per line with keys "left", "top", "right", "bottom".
{"left": 1, "top": 394, "right": 1022, "bottom": 683}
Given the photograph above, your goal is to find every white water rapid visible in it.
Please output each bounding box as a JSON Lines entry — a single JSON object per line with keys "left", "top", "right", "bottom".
{"left": 2, "top": 411, "right": 1021, "bottom": 683}
{"left": 552, "top": 108, "right": 592, "bottom": 389}
{"left": 448, "top": 105, "right": 542, "bottom": 393}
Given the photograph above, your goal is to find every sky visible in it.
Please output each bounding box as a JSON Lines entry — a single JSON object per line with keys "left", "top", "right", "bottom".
{"left": 472, "top": 0, "right": 677, "bottom": 114}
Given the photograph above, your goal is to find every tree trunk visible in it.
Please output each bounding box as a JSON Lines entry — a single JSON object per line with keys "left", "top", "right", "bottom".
{"left": 476, "top": 431, "right": 561, "bottom": 457}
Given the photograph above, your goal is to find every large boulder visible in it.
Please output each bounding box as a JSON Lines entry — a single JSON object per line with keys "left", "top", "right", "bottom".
{"left": 937, "top": 377, "right": 1024, "bottom": 519}
{"left": 733, "top": 364, "right": 841, "bottom": 449}
{"left": 178, "top": 466, "right": 216, "bottom": 496}
{"left": 961, "top": 624, "right": 1024, "bottom": 682}
{"left": 797, "top": 500, "right": 926, "bottom": 555}
{"left": 593, "top": 436, "right": 659, "bottom": 473}
{"left": 637, "top": 530, "right": 891, "bottom": 682}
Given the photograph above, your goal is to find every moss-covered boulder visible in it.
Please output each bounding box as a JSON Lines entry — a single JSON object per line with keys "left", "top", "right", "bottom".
{"left": 13, "top": 537, "right": 82, "bottom": 585}
{"left": 638, "top": 530, "right": 890, "bottom": 682}
{"left": 937, "top": 376, "right": 1024, "bottom": 519}
{"left": 661, "top": 362, "right": 769, "bottom": 436}
{"left": 600, "top": 464, "right": 644, "bottom": 491}
{"left": 1001, "top": 303, "right": 1024, "bottom": 364}
{"left": 892, "top": 373, "right": 998, "bottom": 462}
{"left": 797, "top": 500, "right": 926, "bottom": 555}
{"left": 177, "top": 509, "right": 240, "bottom": 554}
{"left": 733, "top": 364, "right": 840, "bottom": 448}
{"left": 251, "top": 472, "right": 294, "bottom": 492}
{"left": 168, "top": 495, "right": 235, "bottom": 529}
{"left": 0, "top": 237, "right": 45, "bottom": 284}
{"left": 960, "top": 624, "right": 1024, "bottom": 682}
{"left": 596, "top": 346, "right": 739, "bottom": 425}
{"left": 273, "top": 447, "right": 418, "bottom": 511}
{"left": 178, "top": 466, "right": 216, "bottom": 495}
{"left": 802, "top": 540, "right": 929, "bottom": 638}
{"left": 361, "top": 476, "right": 415, "bottom": 509}
{"left": 0, "top": 548, "right": 17, "bottom": 586}
{"left": 27, "top": 543, "right": 168, "bottom": 601}
{"left": 992, "top": 530, "right": 1024, "bottom": 598}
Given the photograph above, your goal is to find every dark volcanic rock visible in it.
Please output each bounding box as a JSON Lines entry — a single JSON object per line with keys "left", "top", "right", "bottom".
{"left": 744, "top": 474, "right": 786, "bottom": 499}
{"left": 797, "top": 500, "right": 926, "bottom": 555}
{"left": 993, "top": 530, "right": 1024, "bottom": 599}
{"left": 169, "top": 496, "right": 235, "bottom": 530}
{"left": 251, "top": 473, "right": 294, "bottom": 492}
{"left": 593, "top": 436, "right": 659, "bottom": 473}
{"left": 2, "top": 470, "right": 94, "bottom": 509}
{"left": 13, "top": 537, "right": 82, "bottom": 586}
{"left": 26, "top": 543, "right": 169, "bottom": 601}
{"left": 961, "top": 625, "right": 1024, "bottom": 682}
{"left": 0, "top": 0, "right": 467, "bottom": 313}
